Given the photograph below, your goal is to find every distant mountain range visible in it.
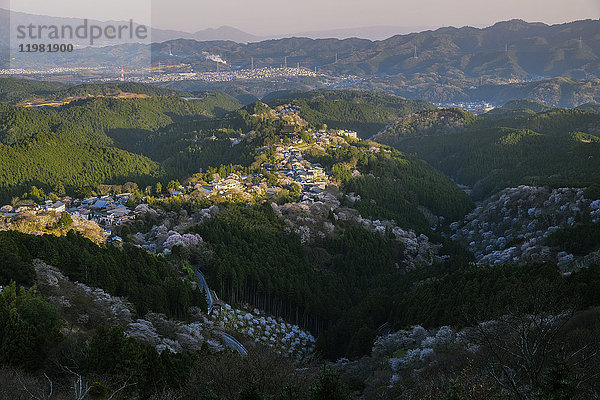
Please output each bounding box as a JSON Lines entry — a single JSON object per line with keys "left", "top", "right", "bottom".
{"left": 151, "top": 19, "right": 600, "bottom": 77}
{"left": 154, "top": 25, "right": 434, "bottom": 42}
{"left": 0, "top": 9, "right": 260, "bottom": 45}
{"left": 283, "top": 25, "right": 435, "bottom": 41}
{"left": 3, "top": 9, "right": 599, "bottom": 82}
{"left": 149, "top": 19, "right": 600, "bottom": 101}
{"left": 0, "top": 8, "right": 431, "bottom": 43}
{"left": 3, "top": 11, "right": 600, "bottom": 107}
{"left": 151, "top": 26, "right": 263, "bottom": 44}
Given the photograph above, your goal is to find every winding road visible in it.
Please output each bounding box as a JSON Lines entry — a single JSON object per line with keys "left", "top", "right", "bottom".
{"left": 218, "top": 332, "right": 248, "bottom": 356}
{"left": 193, "top": 266, "right": 248, "bottom": 356}
{"left": 193, "top": 266, "right": 214, "bottom": 312}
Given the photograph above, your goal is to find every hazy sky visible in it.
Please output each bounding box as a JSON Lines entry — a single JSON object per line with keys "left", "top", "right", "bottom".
{"left": 6, "top": 0, "right": 600, "bottom": 35}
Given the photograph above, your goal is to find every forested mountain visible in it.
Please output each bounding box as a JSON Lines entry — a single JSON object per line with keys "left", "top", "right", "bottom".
{"left": 0, "top": 78, "right": 65, "bottom": 104}
{"left": 0, "top": 78, "right": 187, "bottom": 104}
{"left": 0, "top": 78, "right": 244, "bottom": 114}
{"left": 147, "top": 19, "right": 600, "bottom": 80}
{"left": 264, "top": 90, "right": 434, "bottom": 138}
{"left": 482, "top": 99, "right": 552, "bottom": 120}
{"left": 452, "top": 77, "right": 600, "bottom": 107}
{"left": 0, "top": 98, "right": 211, "bottom": 200}
{"left": 376, "top": 107, "right": 600, "bottom": 199}
{"left": 306, "top": 141, "right": 474, "bottom": 227}
{"left": 373, "top": 108, "right": 477, "bottom": 144}
{"left": 1, "top": 98, "right": 211, "bottom": 145}
{"left": 0, "top": 132, "right": 165, "bottom": 202}
{"left": 501, "top": 99, "right": 551, "bottom": 112}
{"left": 49, "top": 82, "right": 190, "bottom": 100}
{"left": 262, "top": 90, "right": 433, "bottom": 113}
{"left": 577, "top": 101, "right": 600, "bottom": 113}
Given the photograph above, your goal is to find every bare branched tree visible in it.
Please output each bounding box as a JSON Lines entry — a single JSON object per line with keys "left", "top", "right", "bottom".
{"left": 106, "top": 375, "right": 136, "bottom": 400}
{"left": 16, "top": 372, "right": 53, "bottom": 400}
{"left": 472, "top": 283, "right": 600, "bottom": 399}
{"left": 63, "top": 366, "right": 90, "bottom": 400}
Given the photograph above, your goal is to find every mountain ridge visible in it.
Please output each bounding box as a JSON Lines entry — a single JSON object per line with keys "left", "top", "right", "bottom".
{"left": 149, "top": 18, "right": 600, "bottom": 80}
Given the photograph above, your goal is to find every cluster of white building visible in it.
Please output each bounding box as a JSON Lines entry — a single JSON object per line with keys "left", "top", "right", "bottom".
{"left": 66, "top": 194, "right": 133, "bottom": 226}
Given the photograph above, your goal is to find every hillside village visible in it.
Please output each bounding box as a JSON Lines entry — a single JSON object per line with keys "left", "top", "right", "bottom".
{"left": 0, "top": 107, "right": 363, "bottom": 360}
{"left": 0, "top": 108, "right": 358, "bottom": 247}
{"left": 2, "top": 103, "right": 596, "bottom": 274}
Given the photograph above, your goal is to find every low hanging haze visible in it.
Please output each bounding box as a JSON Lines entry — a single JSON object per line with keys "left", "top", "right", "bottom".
{"left": 6, "top": 0, "right": 600, "bottom": 38}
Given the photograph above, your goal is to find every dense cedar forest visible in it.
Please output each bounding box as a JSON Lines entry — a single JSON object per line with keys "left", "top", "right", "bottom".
{"left": 306, "top": 142, "right": 474, "bottom": 227}
{"left": 188, "top": 203, "right": 413, "bottom": 359}
{"left": 0, "top": 132, "right": 164, "bottom": 203}
{"left": 0, "top": 230, "right": 206, "bottom": 319}
{"left": 376, "top": 108, "right": 600, "bottom": 199}
{"left": 0, "top": 95, "right": 257, "bottom": 202}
